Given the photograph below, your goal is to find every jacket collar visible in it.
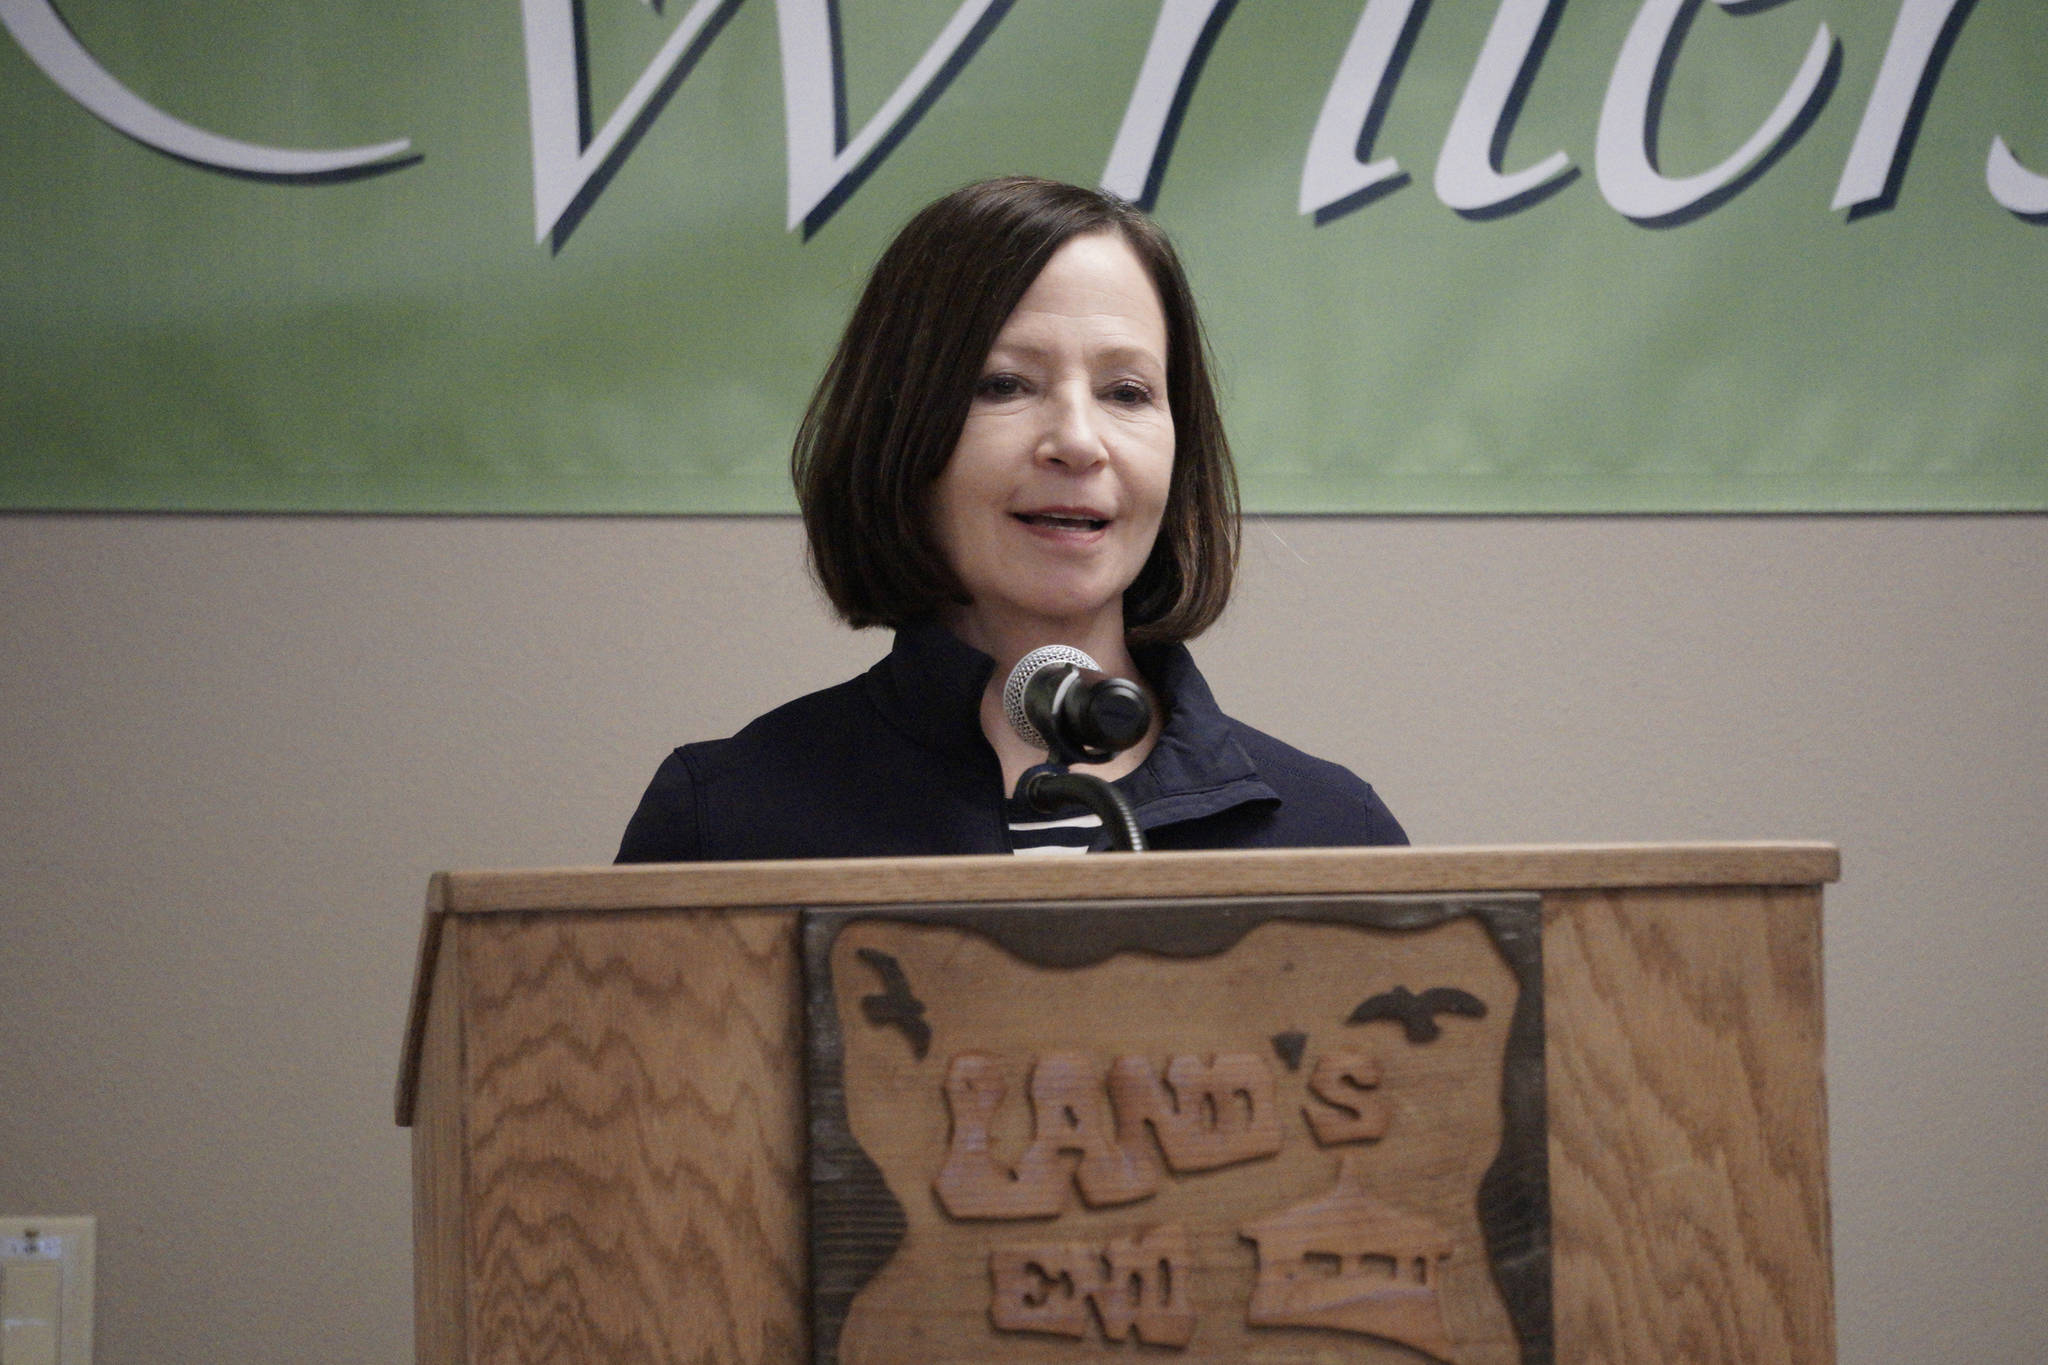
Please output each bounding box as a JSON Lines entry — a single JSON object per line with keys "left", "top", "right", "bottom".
{"left": 865, "top": 619, "right": 1280, "bottom": 826}
{"left": 862, "top": 618, "right": 997, "bottom": 763}
{"left": 1120, "top": 641, "right": 1281, "bottom": 826}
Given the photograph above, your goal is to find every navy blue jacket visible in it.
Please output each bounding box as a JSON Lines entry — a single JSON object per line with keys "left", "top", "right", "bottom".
{"left": 616, "top": 621, "right": 1406, "bottom": 862}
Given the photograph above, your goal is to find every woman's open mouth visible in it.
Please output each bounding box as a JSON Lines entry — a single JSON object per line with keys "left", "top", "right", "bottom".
{"left": 1015, "top": 511, "right": 1108, "bottom": 531}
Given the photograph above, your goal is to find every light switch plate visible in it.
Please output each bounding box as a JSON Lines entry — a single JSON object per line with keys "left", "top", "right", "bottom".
{"left": 0, "top": 1218, "right": 93, "bottom": 1365}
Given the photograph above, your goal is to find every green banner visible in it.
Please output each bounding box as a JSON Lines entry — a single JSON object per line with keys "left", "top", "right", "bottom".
{"left": 2, "top": 1, "right": 2042, "bottom": 513}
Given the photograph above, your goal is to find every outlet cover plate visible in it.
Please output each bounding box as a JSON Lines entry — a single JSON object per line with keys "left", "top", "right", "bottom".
{"left": 1, "top": 1217, "right": 94, "bottom": 1365}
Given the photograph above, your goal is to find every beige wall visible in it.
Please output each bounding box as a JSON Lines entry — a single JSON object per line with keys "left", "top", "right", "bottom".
{"left": 2, "top": 512, "right": 2043, "bottom": 1361}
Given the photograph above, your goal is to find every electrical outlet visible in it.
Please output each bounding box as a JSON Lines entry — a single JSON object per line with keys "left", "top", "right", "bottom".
{"left": 0, "top": 1218, "right": 93, "bottom": 1365}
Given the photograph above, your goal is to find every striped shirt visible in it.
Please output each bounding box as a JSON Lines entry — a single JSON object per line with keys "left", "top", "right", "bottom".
{"left": 1004, "top": 796, "right": 1104, "bottom": 856}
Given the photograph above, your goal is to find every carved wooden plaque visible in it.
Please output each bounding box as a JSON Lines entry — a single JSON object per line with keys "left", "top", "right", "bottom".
{"left": 803, "top": 895, "right": 1550, "bottom": 1364}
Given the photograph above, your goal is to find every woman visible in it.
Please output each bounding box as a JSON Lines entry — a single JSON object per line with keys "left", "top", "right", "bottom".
{"left": 618, "top": 176, "right": 1404, "bottom": 860}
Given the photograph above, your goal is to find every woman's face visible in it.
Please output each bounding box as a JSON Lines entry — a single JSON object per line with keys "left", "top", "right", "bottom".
{"left": 930, "top": 231, "right": 1174, "bottom": 651}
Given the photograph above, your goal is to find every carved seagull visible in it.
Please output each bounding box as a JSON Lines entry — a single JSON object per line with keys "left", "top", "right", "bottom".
{"left": 1346, "top": 985, "right": 1487, "bottom": 1043}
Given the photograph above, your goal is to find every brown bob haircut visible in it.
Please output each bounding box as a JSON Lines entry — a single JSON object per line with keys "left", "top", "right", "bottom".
{"left": 792, "top": 175, "right": 1240, "bottom": 646}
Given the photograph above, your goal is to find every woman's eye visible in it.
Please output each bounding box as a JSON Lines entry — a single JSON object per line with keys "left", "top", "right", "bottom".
{"left": 1107, "top": 381, "right": 1153, "bottom": 405}
{"left": 976, "top": 373, "right": 1025, "bottom": 399}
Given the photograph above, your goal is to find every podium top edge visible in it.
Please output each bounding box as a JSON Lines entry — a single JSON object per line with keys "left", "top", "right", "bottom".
{"left": 429, "top": 842, "right": 1840, "bottom": 915}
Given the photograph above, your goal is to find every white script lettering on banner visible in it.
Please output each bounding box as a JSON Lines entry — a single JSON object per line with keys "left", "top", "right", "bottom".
{"left": 1833, "top": 0, "right": 1969, "bottom": 212}
{"left": 1595, "top": 0, "right": 1837, "bottom": 225}
{"left": 775, "top": 0, "right": 1010, "bottom": 234}
{"left": 1987, "top": 136, "right": 2048, "bottom": 216}
{"left": 1433, "top": 0, "right": 1575, "bottom": 217}
{"left": 7, "top": 0, "right": 2040, "bottom": 238}
{"left": 521, "top": 0, "right": 741, "bottom": 246}
{"left": 0, "top": 0, "right": 412, "bottom": 177}
{"left": 1099, "top": 0, "right": 1238, "bottom": 207}
{"left": 1300, "top": 0, "right": 1424, "bottom": 218}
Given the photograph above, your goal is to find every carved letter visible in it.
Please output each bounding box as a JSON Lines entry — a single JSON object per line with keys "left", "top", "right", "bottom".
{"left": 1832, "top": 0, "right": 1975, "bottom": 214}
{"left": 1434, "top": 0, "right": 1575, "bottom": 216}
{"left": 1596, "top": 0, "right": 1837, "bottom": 224}
{"left": 1021, "top": 1052, "right": 1160, "bottom": 1208}
{"left": 989, "top": 1243, "right": 1097, "bottom": 1337}
{"left": 1097, "top": 1224, "right": 1198, "bottom": 1347}
{"left": 0, "top": 0, "right": 412, "bottom": 178}
{"left": 1300, "top": 0, "right": 1429, "bottom": 219}
{"left": 1099, "top": 0, "right": 1238, "bottom": 209}
{"left": 990, "top": 1225, "right": 1196, "bottom": 1347}
{"left": 1109, "top": 1052, "right": 1282, "bottom": 1172}
{"left": 521, "top": 0, "right": 739, "bottom": 245}
{"left": 775, "top": 0, "right": 1012, "bottom": 233}
{"left": 934, "top": 1054, "right": 1063, "bottom": 1219}
{"left": 1305, "top": 1050, "right": 1392, "bottom": 1146}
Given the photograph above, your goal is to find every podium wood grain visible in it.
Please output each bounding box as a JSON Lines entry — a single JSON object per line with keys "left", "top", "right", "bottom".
{"left": 1544, "top": 886, "right": 1832, "bottom": 1363}
{"left": 414, "top": 908, "right": 807, "bottom": 1362}
{"left": 401, "top": 845, "right": 1836, "bottom": 1364}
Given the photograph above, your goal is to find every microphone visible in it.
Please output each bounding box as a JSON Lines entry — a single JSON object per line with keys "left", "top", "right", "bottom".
{"left": 1001, "top": 645, "right": 1153, "bottom": 765}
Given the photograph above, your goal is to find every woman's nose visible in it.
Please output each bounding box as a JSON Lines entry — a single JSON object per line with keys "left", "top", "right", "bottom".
{"left": 1037, "top": 385, "right": 1108, "bottom": 468}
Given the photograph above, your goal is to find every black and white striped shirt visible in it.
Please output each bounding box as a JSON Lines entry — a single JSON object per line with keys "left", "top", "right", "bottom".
{"left": 1003, "top": 794, "right": 1104, "bottom": 856}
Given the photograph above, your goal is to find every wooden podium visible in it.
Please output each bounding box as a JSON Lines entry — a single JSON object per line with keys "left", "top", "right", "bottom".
{"left": 396, "top": 843, "right": 1837, "bottom": 1364}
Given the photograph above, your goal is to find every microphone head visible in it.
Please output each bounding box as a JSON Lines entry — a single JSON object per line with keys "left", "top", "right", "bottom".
{"left": 1002, "top": 644, "right": 1100, "bottom": 751}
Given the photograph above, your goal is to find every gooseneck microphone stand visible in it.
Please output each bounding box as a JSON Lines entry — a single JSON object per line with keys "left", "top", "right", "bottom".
{"left": 1018, "top": 768, "right": 1146, "bottom": 852}
{"left": 1004, "top": 647, "right": 1152, "bottom": 853}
